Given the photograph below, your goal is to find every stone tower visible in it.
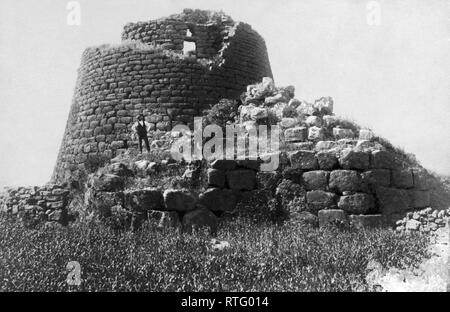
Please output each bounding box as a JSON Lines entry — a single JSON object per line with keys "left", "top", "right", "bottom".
{"left": 53, "top": 9, "right": 272, "bottom": 182}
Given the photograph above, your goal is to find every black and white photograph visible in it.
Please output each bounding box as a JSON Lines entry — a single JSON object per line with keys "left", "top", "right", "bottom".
{"left": 0, "top": 0, "right": 449, "bottom": 299}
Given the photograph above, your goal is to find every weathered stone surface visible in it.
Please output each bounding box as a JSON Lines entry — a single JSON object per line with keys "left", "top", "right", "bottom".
{"left": 337, "top": 193, "right": 375, "bottom": 214}
{"left": 236, "top": 159, "right": 260, "bottom": 171}
{"left": 302, "top": 170, "right": 329, "bottom": 191}
{"left": 240, "top": 104, "right": 268, "bottom": 121}
{"left": 376, "top": 187, "right": 410, "bottom": 215}
{"left": 314, "top": 96, "right": 333, "bottom": 115}
{"left": 148, "top": 210, "right": 180, "bottom": 228}
{"left": 333, "top": 128, "right": 354, "bottom": 140}
{"left": 308, "top": 126, "right": 325, "bottom": 141}
{"left": 392, "top": 169, "right": 414, "bottom": 189}
{"left": 371, "top": 150, "right": 399, "bottom": 169}
{"left": 163, "top": 189, "right": 197, "bottom": 212}
{"left": 199, "top": 188, "right": 237, "bottom": 212}
{"left": 361, "top": 169, "right": 391, "bottom": 190}
{"left": 305, "top": 116, "right": 322, "bottom": 127}
{"left": 125, "top": 188, "right": 163, "bottom": 212}
{"left": 316, "top": 151, "right": 338, "bottom": 170}
{"left": 207, "top": 169, "right": 226, "bottom": 188}
{"left": 408, "top": 190, "right": 430, "bottom": 209}
{"left": 306, "top": 190, "right": 337, "bottom": 212}
{"left": 411, "top": 169, "right": 434, "bottom": 190}
{"left": 296, "top": 101, "right": 318, "bottom": 116}
{"left": 339, "top": 148, "right": 370, "bottom": 170}
{"left": 405, "top": 219, "right": 421, "bottom": 231}
{"left": 211, "top": 159, "right": 236, "bottom": 171}
{"left": 315, "top": 140, "right": 337, "bottom": 151}
{"left": 284, "top": 127, "right": 307, "bottom": 142}
{"left": 226, "top": 170, "right": 256, "bottom": 191}
{"left": 289, "top": 150, "right": 318, "bottom": 170}
{"left": 280, "top": 117, "right": 299, "bottom": 129}
{"left": 90, "top": 173, "right": 124, "bottom": 192}
{"left": 318, "top": 209, "right": 348, "bottom": 227}
{"left": 293, "top": 211, "right": 319, "bottom": 227}
{"left": 182, "top": 208, "right": 218, "bottom": 234}
{"left": 329, "top": 170, "right": 362, "bottom": 193}
{"left": 358, "top": 129, "right": 374, "bottom": 140}
{"left": 349, "top": 215, "right": 383, "bottom": 229}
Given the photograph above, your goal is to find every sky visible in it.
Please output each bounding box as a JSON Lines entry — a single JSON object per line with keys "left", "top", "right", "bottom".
{"left": 0, "top": 0, "right": 449, "bottom": 188}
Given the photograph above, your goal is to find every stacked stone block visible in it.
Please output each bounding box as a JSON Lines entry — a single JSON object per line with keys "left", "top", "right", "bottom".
{"left": 0, "top": 184, "right": 71, "bottom": 226}
{"left": 53, "top": 9, "right": 272, "bottom": 183}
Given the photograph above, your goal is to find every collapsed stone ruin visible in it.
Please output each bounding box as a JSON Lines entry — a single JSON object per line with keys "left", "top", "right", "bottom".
{"left": 1, "top": 9, "right": 449, "bottom": 234}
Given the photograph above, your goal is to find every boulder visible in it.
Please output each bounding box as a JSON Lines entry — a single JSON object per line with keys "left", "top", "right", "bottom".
{"left": 163, "top": 189, "right": 197, "bottom": 212}
{"left": 405, "top": 219, "right": 421, "bottom": 231}
{"left": 240, "top": 104, "right": 268, "bottom": 122}
{"left": 371, "top": 150, "right": 399, "bottom": 169}
{"left": 339, "top": 148, "right": 370, "bottom": 170}
{"left": 226, "top": 170, "right": 256, "bottom": 191}
{"left": 306, "top": 190, "right": 337, "bottom": 213}
{"left": 199, "top": 188, "right": 237, "bottom": 212}
{"left": 337, "top": 193, "right": 375, "bottom": 214}
{"left": 308, "top": 126, "right": 325, "bottom": 141}
{"left": 296, "top": 101, "right": 318, "bottom": 116}
{"left": 349, "top": 215, "right": 383, "bottom": 229}
{"left": 182, "top": 208, "right": 218, "bottom": 234}
{"left": 316, "top": 151, "right": 339, "bottom": 170}
{"left": 318, "top": 209, "right": 348, "bottom": 227}
{"left": 329, "top": 170, "right": 362, "bottom": 193}
{"left": 391, "top": 169, "right": 414, "bottom": 189}
{"left": 293, "top": 211, "right": 319, "bottom": 227}
{"left": 289, "top": 150, "right": 318, "bottom": 170}
{"left": 125, "top": 188, "right": 164, "bottom": 212}
{"left": 148, "top": 210, "right": 180, "bottom": 228}
{"left": 90, "top": 173, "right": 124, "bottom": 192}
{"left": 361, "top": 169, "right": 391, "bottom": 191}
{"left": 207, "top": 169, "right": 226, "bottom": 188}
{"left": 211, "top": 159, "right": 236, "bottom": 171}
{"left": 302, "top": 170, "right": 329, "bottom": 191}
{"left": 408, "top": 190, "right": 430, "bottom": 209}
{"left": 376, "top": 187, "right": 410, "bottom": 216}
{"left": 314, "top": 97, "right": 333, "bottom": 115}
{"left": 358, "top": 129, "right": 374, "bottom": 140}
{"left": 315, "top": 140, "right": 338, "bottom": 150}
{"left": 305, "top": 116, "right": 322, "bottom": 127}
{"left": 284, "top": 127, "right": 307, "bottom": 142}
{"left": 333, "top": 128, "right": 354, "bottom": 140}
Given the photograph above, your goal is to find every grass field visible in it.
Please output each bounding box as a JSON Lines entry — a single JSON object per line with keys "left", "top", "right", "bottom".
{"left": 0, "top": 216, "right": 430, "bottom": 292}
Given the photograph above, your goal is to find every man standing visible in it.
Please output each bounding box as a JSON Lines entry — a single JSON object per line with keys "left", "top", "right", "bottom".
{"left": 131, "top": 114, "right": 151, "bottom": 153}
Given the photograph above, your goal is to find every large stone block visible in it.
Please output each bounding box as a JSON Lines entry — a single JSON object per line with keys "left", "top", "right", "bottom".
{"left": 285, "top": 127, "right": 307, "bottom": 142}
{"left": 408, "top": 190, "right": 430, "bottom": 209}
{"left": 361, "top": 169, "right": 391, "bottom": 190}
{"left": 411, "top": 169, "right": 434, "bottom": 190}
{"left": 358, "top": 129, "right": 374, "bottom": 141}
{"left": 339, "top": 148, "right": 370, "bottom": 170}
{"left": 289, "top": 150, "right": 318, "bottom": 170}
{"left": 329, "top": 170, "right": 362, "bottom": 193}
{"left": 376, "top": 187, "right": 410, "bottom": 215}
{"left": 182, "top": 208, "right": 218, "bottom": 234}
{"left": 199, "top": 188, "right": 237, "bottom": 212}
{"left": 302, "top": 170, "right": 329, "bottom": 191}
{"left": 90, "top": 173, "right": 124, "bottom": 192}
{"left": 349, "top": 215, "right": 383, "bottom": 229}
{"left": 315, "top": 140, "right": 338, "bottom": 151}
{"left": 207, "top": 169, "right": 226, "bottom": 188}
{"left": 333, "top": 128, "right": 354, "bottom": 140}
{"left": 316, "top": 151, "right": 338, "bottom": 170}
{"left": 124, "top": 188, "right": 163, "bottom": 212}
{"left": 148, "top": 210, "right": 180, "bottom": 228}
{"left": 371, "top": 150, "right": 399, "bottom": 169}
{"left": 306, "top": 190, "right": 337, "bottom": 213}
{"left": 337, "top": 193, "right": 375, "bottom": 214}
{"left": 163, "top": 189, "right": 197, "bottom": 212}
{"left": 318, "top": 209, "right": 348, "bottom": 227}
{"left": 391, "top": 169, "right": 414, "bottom": 189}
{"left": 308, "top": 126, "right": 325, "bottom": 141}
{"left": 226, "top": 170, "right": 256, "bottom": 191}
{"left": 236, "top": 159, "right": 260, "bottom": 171}
{"left": 211, "top": 159, "right": 236, "bottom": 171}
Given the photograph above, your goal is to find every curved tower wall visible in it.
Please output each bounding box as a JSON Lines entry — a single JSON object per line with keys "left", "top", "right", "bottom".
{"left": 53, "top": 10, "right": 272, "bottom": 182}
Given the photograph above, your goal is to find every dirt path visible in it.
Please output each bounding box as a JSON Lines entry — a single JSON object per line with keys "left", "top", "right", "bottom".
{"left": 369, "top": 222, "right": 449, "bottom": 292}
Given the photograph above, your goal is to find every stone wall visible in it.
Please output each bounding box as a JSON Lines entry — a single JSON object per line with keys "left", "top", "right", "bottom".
{"left": 0, "top": 184, "right": 71, "bottom": 227}
{"left": 53, "top": 9, "right": 272, "bottom": 183}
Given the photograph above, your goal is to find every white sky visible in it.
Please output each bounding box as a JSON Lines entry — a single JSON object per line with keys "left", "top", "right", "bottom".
{"left": 0, "top": 0, "right": 449, "bottom": 188}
